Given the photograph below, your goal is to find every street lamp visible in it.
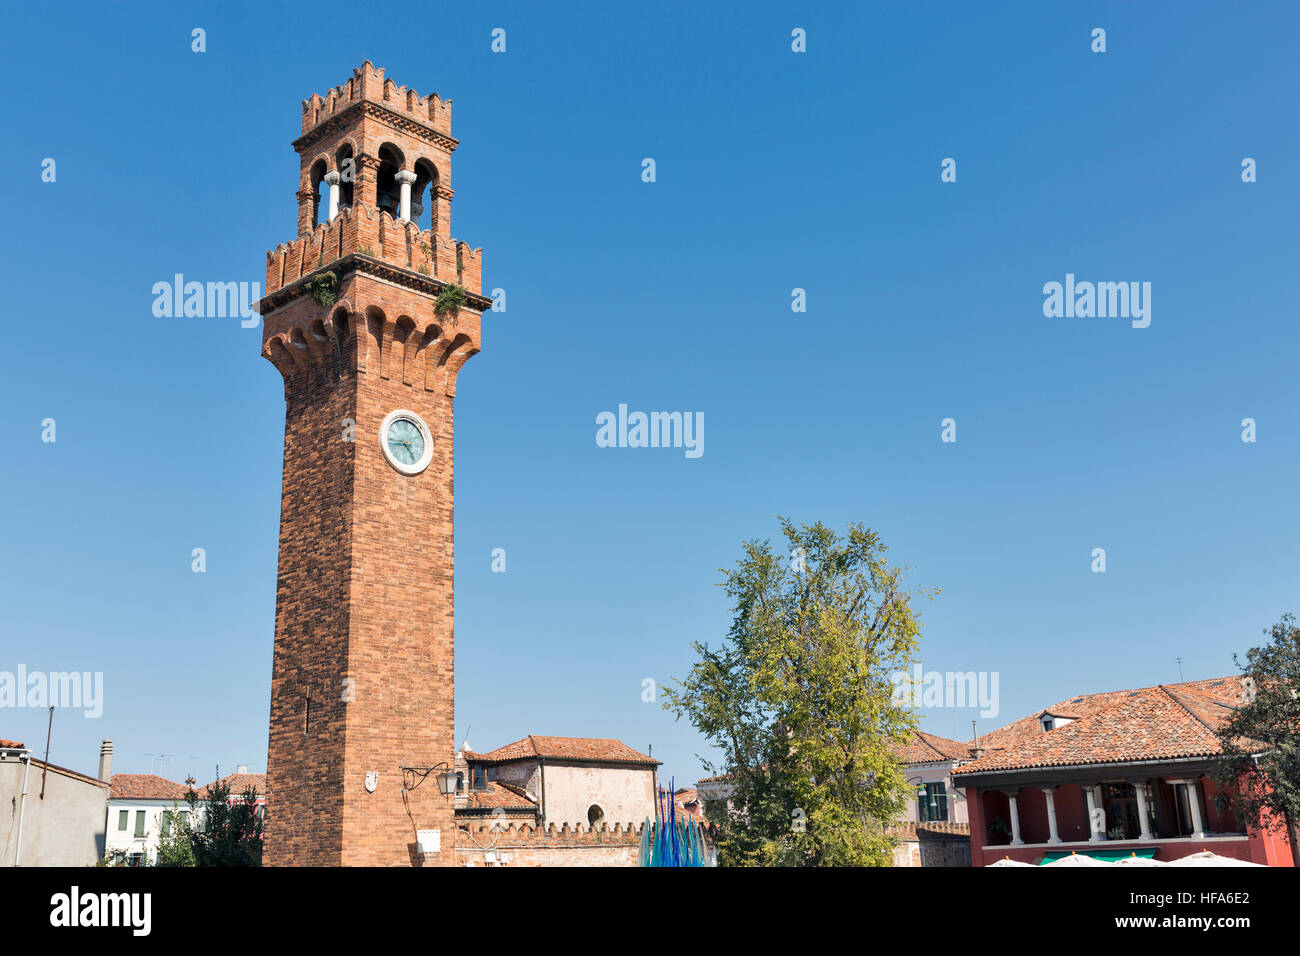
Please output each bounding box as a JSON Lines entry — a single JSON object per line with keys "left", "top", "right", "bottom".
{"left": 399, "top": 763, "right": 461, "bottom": 797}
{"left": 437, "top": 769, "right": 460, "bottom": 796}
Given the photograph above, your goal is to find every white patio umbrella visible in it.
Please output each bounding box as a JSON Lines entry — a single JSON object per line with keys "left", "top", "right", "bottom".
{"left": 1113, "top": 852, "right": 1168, "bottom": 867}
{"left": 987, "top": 856, "right": 1035, "bottom": 867}
{"left": 1168, "top": 850, "right": 1263, "bottom": 867}
{"left": 1042, "top": 851, "right": 1112, "bottom": 866}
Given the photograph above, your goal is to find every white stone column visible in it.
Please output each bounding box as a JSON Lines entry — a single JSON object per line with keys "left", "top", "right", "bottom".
{"left": 1085, "top": 785, "right": 1106, "bottom": 842}
{"left": 1185, "top": 781, "right": 1207, "bottom": 839}
{"left": 1042, "top": 787, "right": 1062, "bottom": 844}
{"left": 324, "top": 170, "right": 341, "bottom": 221}
{"left": 396, "top": 169, "right": 417, "bottom": 222}
{"left": 1134, "top": 782, "right": 1153, "bottom": 841}
{"left": 1007, "top": 792, "right": 1024, "bottom": 846}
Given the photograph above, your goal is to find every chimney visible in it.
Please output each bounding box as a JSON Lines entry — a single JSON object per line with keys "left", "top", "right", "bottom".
{"left": 236, "top": 764, "right": 248, "bottom": 775}
{"left": 98, "top": 740, "right": 113, "bottom": 782}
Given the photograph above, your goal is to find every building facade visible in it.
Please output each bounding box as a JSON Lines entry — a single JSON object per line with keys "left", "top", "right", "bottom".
{"left": 453, "top": 736, "right": 658, "bottom": 867}
{"left": 1, "top": 738, "right": 112, "bottom": 866}
{"left": 898, "top": 730, "right": 972, "bottom": 826}
{"left": 104, "top": 768, "right": 267, "bottom": 865}
{"left": 954, "top": 677, "right": 1296, "bottom": 866}
{"left": 105, "top": 773, "right": 191, "bottom": 866}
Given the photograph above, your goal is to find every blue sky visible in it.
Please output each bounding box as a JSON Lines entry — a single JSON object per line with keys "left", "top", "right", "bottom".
{"left": 1, "top": 1, "right": 1297, "bottom": 788}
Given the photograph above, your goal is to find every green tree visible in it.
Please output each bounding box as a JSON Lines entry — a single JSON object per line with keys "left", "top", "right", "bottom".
{"left": 664, "top": 518, "right": 933, "bottom": 866}
{"left": 177, "top": 775, "right": 264, "bottom": 867}
{"left": 1212, "top": 613, "right": 1300, "bottom": 837}
{"left": 155, "top": 801, "right": 197, "bottom": 867}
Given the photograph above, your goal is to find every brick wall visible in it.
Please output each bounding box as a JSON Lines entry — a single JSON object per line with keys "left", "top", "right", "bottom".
{"left": 454, "top": 822, "right": 645, "bottom": 868}
{"left": 887, "top": 822, "right": 972, "bottom": 867}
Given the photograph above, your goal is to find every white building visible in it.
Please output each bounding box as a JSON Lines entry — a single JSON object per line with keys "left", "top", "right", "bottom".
{"left": 105, "top": 773, "right": 192, "bottom": 865}
{"left": 105, "top": 765, "right": 266, "bottom": 865}
{"left": 460, "top": 735, "right": 658, "bottom": 828}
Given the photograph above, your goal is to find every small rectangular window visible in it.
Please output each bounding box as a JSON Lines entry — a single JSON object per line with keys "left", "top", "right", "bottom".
{"left": 919, "top": 783, "right": 949, "bottom": 822}
{"left": 118, "top": 809, "right": 128, "bottom": 831}
{"left": 160, "top": 812, "right": 172, "bottom": 838}
{"left": 133, "top": 810, "right": 146, "bottom": 838}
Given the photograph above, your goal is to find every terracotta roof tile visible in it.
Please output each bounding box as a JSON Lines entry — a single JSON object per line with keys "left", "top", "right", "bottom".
{"left": 196, "top": 772, "right": 266, "bottom": 799}
{"left": 109, "top": 774, "right": 190, "bottom": 801}
{"left": 472, "top": 735, "right": 658, "bottom": 766}
{"left": 0, "top": 739, "right": 25, "bottom": 749}
{"left": 462, "top": 780, "right": 537, "bottom": 811}
{"left": 898, "top": 730, "right": 976, "bottom": 763}
{"left": 955, "top": 676, "right": 1250, "bottom": 775}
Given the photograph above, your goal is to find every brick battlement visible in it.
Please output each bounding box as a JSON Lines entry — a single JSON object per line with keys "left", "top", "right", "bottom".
{"left": 460, "top": 821, "right": 647, "bottom": 844}
{"left": 264, "top": 205, "right": 483, "bottom": 297}
{"left": 886, "top": 821, "right": 971, "bottom": 838}
{"left": 454, "top": 820, "right": 718, "bottom": 866}
{"left": 302, "top": 60, "right": 452, "bottom": 140}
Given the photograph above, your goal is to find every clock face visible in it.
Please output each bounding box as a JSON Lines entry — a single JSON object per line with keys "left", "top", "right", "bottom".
{"left": 379, "top": 409, "right": 433, "bottom": 475}
{"left": 386, "top": 417, "right": 425, "bottom": 466}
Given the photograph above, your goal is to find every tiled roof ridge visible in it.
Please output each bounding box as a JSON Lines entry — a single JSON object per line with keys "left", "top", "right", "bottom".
{"left": 1165, "top": 685, "right": 1255, "bottom": 752}
{"left": 977, "top": 676, "right": 1242, "bottom": 751}
{"left": 915, "top": 731, "right": 946, "bottom": 760}
{"left": 477, "top": 734, "right": 657, "bottom": 764}
{"left": 953, "top": 678, "right": 1245, "bottom": 775}
{"left": 1159, "top": 683, "right": 1230, "bottom": 736}
{"left": 109, "top": 773, "right": 190, "bottom": 799}
{"left": 913, "top": 729, "right": 972, "bottom": 760}
{"left": 1050, "top": 675, "right": 1239, "bottom": 712}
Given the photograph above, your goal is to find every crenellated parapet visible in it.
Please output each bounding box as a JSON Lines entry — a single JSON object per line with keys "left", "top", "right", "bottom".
{"left": 457, "top": 821, "right": 649, "bottom": 843}
{"left": 301, "top": 60, "right": 453, "bottom": 142}
{"left": 264, "top": 205, "right": 484, "bottom": 296}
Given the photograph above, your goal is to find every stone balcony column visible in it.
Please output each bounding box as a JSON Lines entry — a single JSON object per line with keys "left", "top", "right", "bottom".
{"left": 324, "top": 170, "right": 341, "bottom": 221}
{"left": 1185, "top": 780, "right": 1207, "bottom": 839}
{"left": 1041, "top": 787, "right": 1062, "bottom": 844}
{"left": 396, "top": 169, "right": 418, "bottom": 222}
{"left": 1133, "top": 782, "right": 1154, "bottom": 841}
{"left": 1006, "top": 791, "right": 1024, "bottom": 846}
{"left": 1084, "top": 785, "right": 1106, "bottom": 842}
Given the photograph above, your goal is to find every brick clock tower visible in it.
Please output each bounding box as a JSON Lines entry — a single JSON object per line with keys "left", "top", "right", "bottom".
{"left": 257, "top": 62, "right": 491, "bottom": 866}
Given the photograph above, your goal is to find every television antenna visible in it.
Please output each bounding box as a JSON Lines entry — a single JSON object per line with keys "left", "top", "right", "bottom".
{"left": 144, "top": 753, "right": 175, "bottom": 775}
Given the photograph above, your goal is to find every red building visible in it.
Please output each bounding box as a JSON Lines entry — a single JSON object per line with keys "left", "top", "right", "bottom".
{"left": 954, "top": 677, "right": 1295, "bottom": 866}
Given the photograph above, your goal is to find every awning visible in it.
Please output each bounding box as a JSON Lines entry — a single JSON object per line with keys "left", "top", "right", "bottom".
{"left": 1039, "top": 848, "right": 1158, "bottom": 864}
